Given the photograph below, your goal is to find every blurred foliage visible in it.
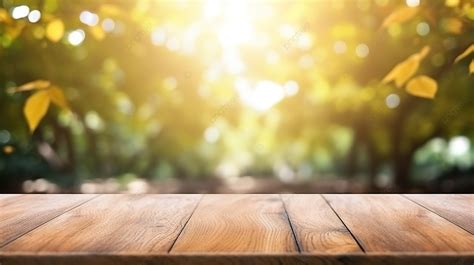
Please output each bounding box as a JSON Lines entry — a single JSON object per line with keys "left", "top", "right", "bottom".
{"left": 0, "top": 0, "right": 473, "bottom": 192}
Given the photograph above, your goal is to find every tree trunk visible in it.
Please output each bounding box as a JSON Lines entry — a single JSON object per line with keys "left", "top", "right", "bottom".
{"left": 367, "top": 138, "right": 380, "bottom": 191}
{"left": 389, "top": 96, "right": 413, "bottom": 191}
{"left": 393, "top": 153, "right": 412, "bottom": 191}
{"left": 63, "top": 127, "right": 76, "bottom": 171}
{"left": 345, "top": 122, "right": 366, "bottom": 178}
{"left": 84, "top": 127, "right": 102, "bottom": 175}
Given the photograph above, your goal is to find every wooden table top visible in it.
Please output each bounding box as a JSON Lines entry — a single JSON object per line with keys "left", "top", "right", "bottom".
{"left": 0, "top": 194, "right": 473, "bottom": 265}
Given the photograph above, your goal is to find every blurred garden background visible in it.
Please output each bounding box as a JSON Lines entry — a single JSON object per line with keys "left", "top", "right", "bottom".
{"left": 0, "top": 0, "right": 473, "bottom": 194}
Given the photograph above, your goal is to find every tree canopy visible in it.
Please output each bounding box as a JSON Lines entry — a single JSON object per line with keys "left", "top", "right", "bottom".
{"left": 1, "top": 0, "right": 473, "bottom": 192}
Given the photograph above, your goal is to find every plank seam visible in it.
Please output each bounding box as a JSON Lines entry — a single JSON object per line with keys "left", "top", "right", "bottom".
{"left": 279, "top": 194, "right": 302, "bottom": 253}
{"left": 0, "top": 194, "right": 101, "bottom": 249}
{"left": 321, "top": 195, "right": 366, "bottom": 253}
{"left": 167, "top": 194, "right": 204, "bottom": 253}
{"left": 400, "top": 194, "right": 474, "bottom": 235}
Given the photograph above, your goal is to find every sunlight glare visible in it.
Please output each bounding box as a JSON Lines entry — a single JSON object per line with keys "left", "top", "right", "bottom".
{"left": 203, "top": 0, "right": 220, "bottom": 19}
{"left": 28, "top": 10, "right": 41, "bottom": 23}
{"left": 80, "top": 10, "right": 99, "bottom": 27}
{"left": 405, "top": 0, "right": 420, "bottom": 7}
{"left": 203, "top": 0, "right": 256, "bottom": 49}
{"left": 284, "top": 81, "right": 299, "bottom": 96}
{"left": 223, "top": 50, "right": 245, "bottom": 74}
{"left": 236, "top": 79, "right": 285, "bottom": 112}
{"left": 204, "top": 127, "right": 220, "bottom": 143}
{"left": 11, "top": 5, "right": 30, "bottom": 19}
{"left": 68, "top": 29, "right": 86, "bottom": 46}
{"left": 217, "top": 20, "right": 253, "bottom": 49}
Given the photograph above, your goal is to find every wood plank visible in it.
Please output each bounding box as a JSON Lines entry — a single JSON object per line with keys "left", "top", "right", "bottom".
{"left": 171, "top": 194, "right": 296, "bottom": 253}
{"left": 281, "top": 194, "right": 362, "bottom": 253}
{"left": 405, "top": 194, "right": 474, "bottom": 234}
{"left": 323, "top": 194, "right": 474, "bottom": 252}
{"left": 0, "top": 194, "right": 20, "bottom": 201}
{"left": 0, "top": 194, "right": 96, "bottom": 248}
{"left": 0, "top": 195, "right": 24, "bottom": 223}
{"left": 1, "top": 194, "right": 201, "bottom": 253}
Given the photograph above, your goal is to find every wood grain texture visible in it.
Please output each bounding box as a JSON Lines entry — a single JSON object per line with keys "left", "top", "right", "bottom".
{"left": 405, "top": 194, "right": 474, "bottom": 234}
{"left": 171, "top": 194, "right": 297, "bottom": 253}
{"left": 323, "top": 194, "right": 474, "bottom": 253}
{"left": 1, "top": 194, "right": 201, "bottom": 253}
{"left": 0, "top": 194, "right": 20, "bottom": 201}
{"left": 281, "top": 194, "right": 362, "bottom": 253}
{"left": 0, "top": 194, "right": 95, "bottom": 248}
{"left": 1, "top": 194, "right": 474, "bottom": 265}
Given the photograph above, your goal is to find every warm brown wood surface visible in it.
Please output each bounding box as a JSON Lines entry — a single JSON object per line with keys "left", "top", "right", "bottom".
{"left": 281, "top": 194, "right": 362, "bottom": 253}
{"left": 2, "top": 194, "right": 201, "bottom": 253}
{"left": 323, "top": 194, "right": 474, "bottom": 252}
{"left": 0, "top": 194, "right": 96, "bottom": 248}
{"left": 171, "top": 194, "right": 296, "bottom": 253}
{"left": 405, "top": 194, "right": 474, "bottom": 234}
{"left": 0, "top": 194, "right": 473, "bottom": 265}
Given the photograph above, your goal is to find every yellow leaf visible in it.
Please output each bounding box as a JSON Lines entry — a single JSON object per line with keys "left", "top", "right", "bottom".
{"left": 46, "top": 19, "right": 64, "bottom": 42}
{"left": 470, "top": 59, "right": 474, "bottom": 74}
{"left": 406, "top": 75, "right": 438, "bottom": 99}
{"left": 9, "top": 80, "right": 51, "bottom": 93}
{"left": 24, "top": 90, "right": 51, "bottom": 133}
{"left": 454, "top": 44, "right": 474, "bottom": 63}
{"left": 382, "top": 7, "right": 418, "bottom": 29}
{"left": 383, "top": 57, "right": 419, "bottom": 87}
{"left": 382, "top": 46, "right": 430, "bottom": 87}
{"left": 416, "top": 46, "right": 431, "bottom": 60}
{"left": 48, "top": 86, "right": 69, "bottom": 110}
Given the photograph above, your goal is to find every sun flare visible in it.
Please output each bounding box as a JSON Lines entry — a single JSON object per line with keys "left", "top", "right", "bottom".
{"left": 200, "top": 0, "right": 295, "bottom": 111}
